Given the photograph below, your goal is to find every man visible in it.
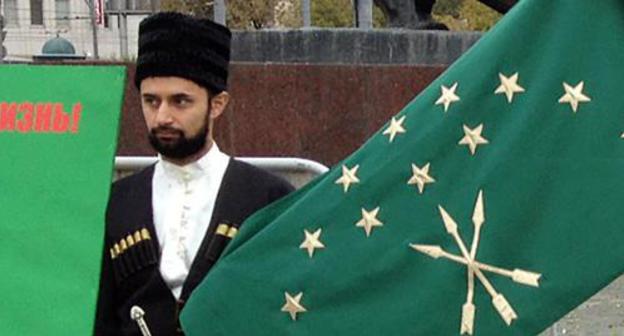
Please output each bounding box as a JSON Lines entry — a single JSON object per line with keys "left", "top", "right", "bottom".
{"left": 95, "top": 12, "right": 294, "bottom": 335}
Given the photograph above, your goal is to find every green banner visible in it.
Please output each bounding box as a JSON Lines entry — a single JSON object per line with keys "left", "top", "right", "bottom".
{"left": 0, "top": 65, "right": 125, "bottom": 334}
{"left": 182, "top": 0, "right": 624, "bottom": 335}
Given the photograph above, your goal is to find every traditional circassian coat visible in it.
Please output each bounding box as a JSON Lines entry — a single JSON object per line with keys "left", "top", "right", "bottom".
{"left": 94, "top": 159, "right": 294, "bottom": 335}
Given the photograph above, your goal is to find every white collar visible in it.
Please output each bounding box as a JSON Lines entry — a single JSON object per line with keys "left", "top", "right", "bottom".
{"left": 158, "top": 143, "right": 228, "bottom": 182}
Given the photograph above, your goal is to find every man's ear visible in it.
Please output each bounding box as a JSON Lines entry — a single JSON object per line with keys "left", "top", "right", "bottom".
{"left": 209, "top": 91, "right": 230, "bottom": 120}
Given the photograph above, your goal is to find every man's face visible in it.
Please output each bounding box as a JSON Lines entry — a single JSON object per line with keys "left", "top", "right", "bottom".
{"left": 140, "top": 77, "right": 210, "bottom": 159}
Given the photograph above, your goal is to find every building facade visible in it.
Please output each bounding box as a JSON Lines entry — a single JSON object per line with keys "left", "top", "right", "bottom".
{"left": 1, "top": 0, "right": 150, "bottom": 59}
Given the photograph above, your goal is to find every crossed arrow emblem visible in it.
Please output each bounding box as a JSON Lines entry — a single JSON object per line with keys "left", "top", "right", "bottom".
{"left": 411, "top": 190, "right": 542, "bottom": 335}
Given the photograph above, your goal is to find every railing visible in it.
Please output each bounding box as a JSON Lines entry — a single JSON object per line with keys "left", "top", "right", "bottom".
{"left": 114, "top": 156, "right": 329, "bottom": 189}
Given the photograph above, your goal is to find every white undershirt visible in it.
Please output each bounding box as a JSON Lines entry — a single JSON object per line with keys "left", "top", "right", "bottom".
{"left": 152, "top": 144, "right": 230, "bottom": 299}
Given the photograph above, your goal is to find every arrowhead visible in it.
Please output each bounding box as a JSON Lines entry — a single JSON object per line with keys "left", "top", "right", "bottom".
{"left": 472, "top": 190, "right": 484, "bottom": 227}
{"left": 409, "top": 244, "right": 444, "bottom": 259}
{"left": 438, "top": 205, "right": 458, "bottom": 234}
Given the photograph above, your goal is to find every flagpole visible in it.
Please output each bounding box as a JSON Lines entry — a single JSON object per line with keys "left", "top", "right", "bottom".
{"left": 84, "top": 0, "right": 100, "bottom": 59}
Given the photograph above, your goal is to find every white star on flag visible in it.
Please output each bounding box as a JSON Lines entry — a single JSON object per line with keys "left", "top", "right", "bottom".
{"left": 407, "top": 163, "right": 435, "bottom": 194}
{"left": 435, "top": 83, "right": 460, "bottom": 112}
{"left": 494, "top": 72, "right": 525, "bottom": 103}
{"left": 355, "top": 207, "right": 383, "bottom": 237}
{"left": 459, "top": 124, "right": 489, "bottom": 155}
{"left": 335, "top": 164, "right": 360, "bottom": 193}
{"left": 382, "top": 116, "right": 406, "bottom": 143}
{"left": 558, "top": 81, "right": 591, "bottom": 113}
{"left": 300, "top": 229, "right": 325, "bottom": 258}
{"left": 281, "top": 292, "right": 307, "bottom": 321}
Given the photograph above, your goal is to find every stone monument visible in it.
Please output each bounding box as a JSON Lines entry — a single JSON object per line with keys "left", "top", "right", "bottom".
{"left": 373, "top": 0, "right": 518, "bottom": 30}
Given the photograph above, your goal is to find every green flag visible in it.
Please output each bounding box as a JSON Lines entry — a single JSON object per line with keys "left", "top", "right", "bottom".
{"left": 0, "top": 65, "right": 125, "bottom": 334}
{"left": 182, "top": 0, "right": 624, "bottom": 334}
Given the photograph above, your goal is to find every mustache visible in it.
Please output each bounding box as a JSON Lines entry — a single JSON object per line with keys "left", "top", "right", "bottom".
{"left": 150, "top": 126, "right": 184, "bottom": 136}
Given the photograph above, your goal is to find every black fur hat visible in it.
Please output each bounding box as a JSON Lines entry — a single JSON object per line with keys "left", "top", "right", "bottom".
{"left": 135, "top": 12, "right": 232, "bottom": 93}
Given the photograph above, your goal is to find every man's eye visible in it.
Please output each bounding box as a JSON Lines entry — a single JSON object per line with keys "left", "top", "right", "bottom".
{"left": 176, "top": 98, "right": 192, "bottom": 106}
{"left": 144, "top": 98, "right": 158, "bottom": 106}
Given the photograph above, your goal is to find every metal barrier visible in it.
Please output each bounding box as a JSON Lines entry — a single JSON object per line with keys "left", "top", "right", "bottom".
{"left": 114, "top": 156, "right": 329, "bottom": 189}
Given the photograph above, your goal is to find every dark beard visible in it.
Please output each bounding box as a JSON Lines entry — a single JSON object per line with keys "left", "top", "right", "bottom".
{"left": 148, "top": 124, "right": 208, "bottom": 159}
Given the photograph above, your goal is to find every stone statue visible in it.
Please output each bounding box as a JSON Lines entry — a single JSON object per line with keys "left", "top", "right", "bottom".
{"left": 478, "top": 0, "right": 517, "bottom": 14}
{"left": 373, "top": 0, "right": 518, "bottom": 30}
{"left": 374, "top": 0, "right": 447, "bottom": 30}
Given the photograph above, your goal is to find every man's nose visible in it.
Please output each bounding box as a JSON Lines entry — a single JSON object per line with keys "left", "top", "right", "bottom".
{"left": 154, "top": 102, "right": 174, "bottom": 125}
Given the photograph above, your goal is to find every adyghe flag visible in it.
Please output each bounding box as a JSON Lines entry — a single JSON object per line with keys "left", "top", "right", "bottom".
{"left": 182, "top": 0, "right": 624, "bottom": 334}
